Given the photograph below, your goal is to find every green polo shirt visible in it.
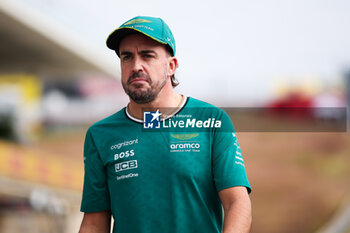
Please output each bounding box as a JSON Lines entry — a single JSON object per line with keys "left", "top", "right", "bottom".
{"left": 81, "top": 97, "right": 251, "bottom": 233}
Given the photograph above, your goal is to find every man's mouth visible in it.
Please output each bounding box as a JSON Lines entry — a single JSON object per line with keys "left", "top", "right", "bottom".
{"left": 129, "top": 77, "right": 148, "bottom": 84}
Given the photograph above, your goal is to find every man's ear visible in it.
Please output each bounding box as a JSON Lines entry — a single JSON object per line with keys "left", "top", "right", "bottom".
{"left": 167, "top": 57, "right": 178, "bottom": 77}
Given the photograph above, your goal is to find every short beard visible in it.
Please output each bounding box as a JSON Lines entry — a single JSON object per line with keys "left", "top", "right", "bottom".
{"left": 122, "top": 70, "right": 167, "bottom": 104}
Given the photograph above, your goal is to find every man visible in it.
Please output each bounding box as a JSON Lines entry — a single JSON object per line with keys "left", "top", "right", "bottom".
{"left": 79, "top": 16, "right": 252, "bottom": 233}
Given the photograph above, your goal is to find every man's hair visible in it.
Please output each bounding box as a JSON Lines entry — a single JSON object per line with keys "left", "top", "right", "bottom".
{"left": 165, "top": 46, "right": 179, "bottom": 88}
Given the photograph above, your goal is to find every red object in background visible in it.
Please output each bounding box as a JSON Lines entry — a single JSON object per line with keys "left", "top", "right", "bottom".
{"left": 267, "top": 92, "right": 313, "bottom": 119}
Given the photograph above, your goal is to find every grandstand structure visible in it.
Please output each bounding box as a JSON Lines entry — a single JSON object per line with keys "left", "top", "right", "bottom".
{"left": 0, "top": 1, "right": 119, "bottom": 232}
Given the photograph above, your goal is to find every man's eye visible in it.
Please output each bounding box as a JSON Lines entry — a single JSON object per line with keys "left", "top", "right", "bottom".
{"left": 143, "top": 54, "right": 153, "bottom": 58}
{"left": 122, "top": 55, "right": 131, "bottom": 61}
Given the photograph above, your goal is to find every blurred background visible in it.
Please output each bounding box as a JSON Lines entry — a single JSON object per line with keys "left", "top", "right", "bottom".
{"left": 0, "top": 0, "right": 349, "bottom": 232}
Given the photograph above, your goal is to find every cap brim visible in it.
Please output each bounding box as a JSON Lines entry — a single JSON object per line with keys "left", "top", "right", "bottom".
{"left": 106, "top": 28, "right": 138, "bottom": 56}
{"left": 106, "top": 27, "right": 169, "bottom": 57}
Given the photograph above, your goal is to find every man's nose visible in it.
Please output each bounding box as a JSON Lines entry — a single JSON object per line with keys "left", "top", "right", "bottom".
{"left": 131, "top": 56, "right": 144, "bottom": 72}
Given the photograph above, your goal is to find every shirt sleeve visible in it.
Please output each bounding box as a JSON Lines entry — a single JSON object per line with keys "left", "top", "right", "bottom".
{"left": 212, "top": 110, "right": 251, "bottom": 193}
{"left": 80, "top": 128, "right": 111, "bottom": 212}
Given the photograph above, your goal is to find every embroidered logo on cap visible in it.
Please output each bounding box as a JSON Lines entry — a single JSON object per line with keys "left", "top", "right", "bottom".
{"left": 124, "top": 19, "right": 152, "bottom": 25}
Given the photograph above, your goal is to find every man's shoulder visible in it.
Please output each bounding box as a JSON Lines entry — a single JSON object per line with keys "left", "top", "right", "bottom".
{"left": 187, "top": 97, "right": 225, "bottom": 114}
{"left": 88, "top": 107, "right": 127, "bottom": 130}
{"left": 186, "top": 97, "right": 232, "bottom": 126}
{"left": 187, "top": 97, "right": 219, "bottom": 109}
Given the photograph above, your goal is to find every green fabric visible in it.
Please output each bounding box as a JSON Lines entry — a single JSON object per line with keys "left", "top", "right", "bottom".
{"left": 81, "top": 97, "right": 251, "bottom": 233}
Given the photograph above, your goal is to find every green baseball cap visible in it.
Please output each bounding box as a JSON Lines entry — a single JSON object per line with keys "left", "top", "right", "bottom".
{"left": 106, "top": 16, "right": 176, "bottom": 57}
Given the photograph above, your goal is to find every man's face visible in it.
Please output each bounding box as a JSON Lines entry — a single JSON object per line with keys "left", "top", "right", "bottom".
{"left": 119, "top": 33, "right": 170, "bottom": 104}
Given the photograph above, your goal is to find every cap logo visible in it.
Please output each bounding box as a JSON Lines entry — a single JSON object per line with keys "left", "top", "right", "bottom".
{"left": 124, "top": 19, "right": 152, "bottom": 25}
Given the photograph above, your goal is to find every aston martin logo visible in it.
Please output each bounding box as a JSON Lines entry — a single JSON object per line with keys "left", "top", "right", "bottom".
{"left": 124, "top": 19, "right": 152, "bottom": 25}
{"left": 170, "top": 133, "right": 199, "bottom": 140}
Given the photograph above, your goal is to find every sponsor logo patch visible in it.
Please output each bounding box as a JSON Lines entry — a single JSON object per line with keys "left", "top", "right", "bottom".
{"left": 170, "top": 133, "right": 199, "bottom": 140}
{"left": 115, "top": 160, "right": 138, "bottom": 172}
{"left": 169, "top": 142, "right": 201, "bottom": 153}
{"left": 116, "top": 173, "right": 139, "bottom": 180}
{"left": 114, "top": 149, "right": 135, "bottom": 160}
{"left": 110, "top": 139, "right": 138, "bottom": 150}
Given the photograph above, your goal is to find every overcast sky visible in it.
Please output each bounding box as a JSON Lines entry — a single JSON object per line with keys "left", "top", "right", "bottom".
{"left": 15, "top": 0, "right": 350, "bottom": 105}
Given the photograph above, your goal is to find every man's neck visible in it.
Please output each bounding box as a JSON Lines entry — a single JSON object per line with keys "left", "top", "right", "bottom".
{"left": 127, "top": 90, "right": 183, "bottom": 120}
